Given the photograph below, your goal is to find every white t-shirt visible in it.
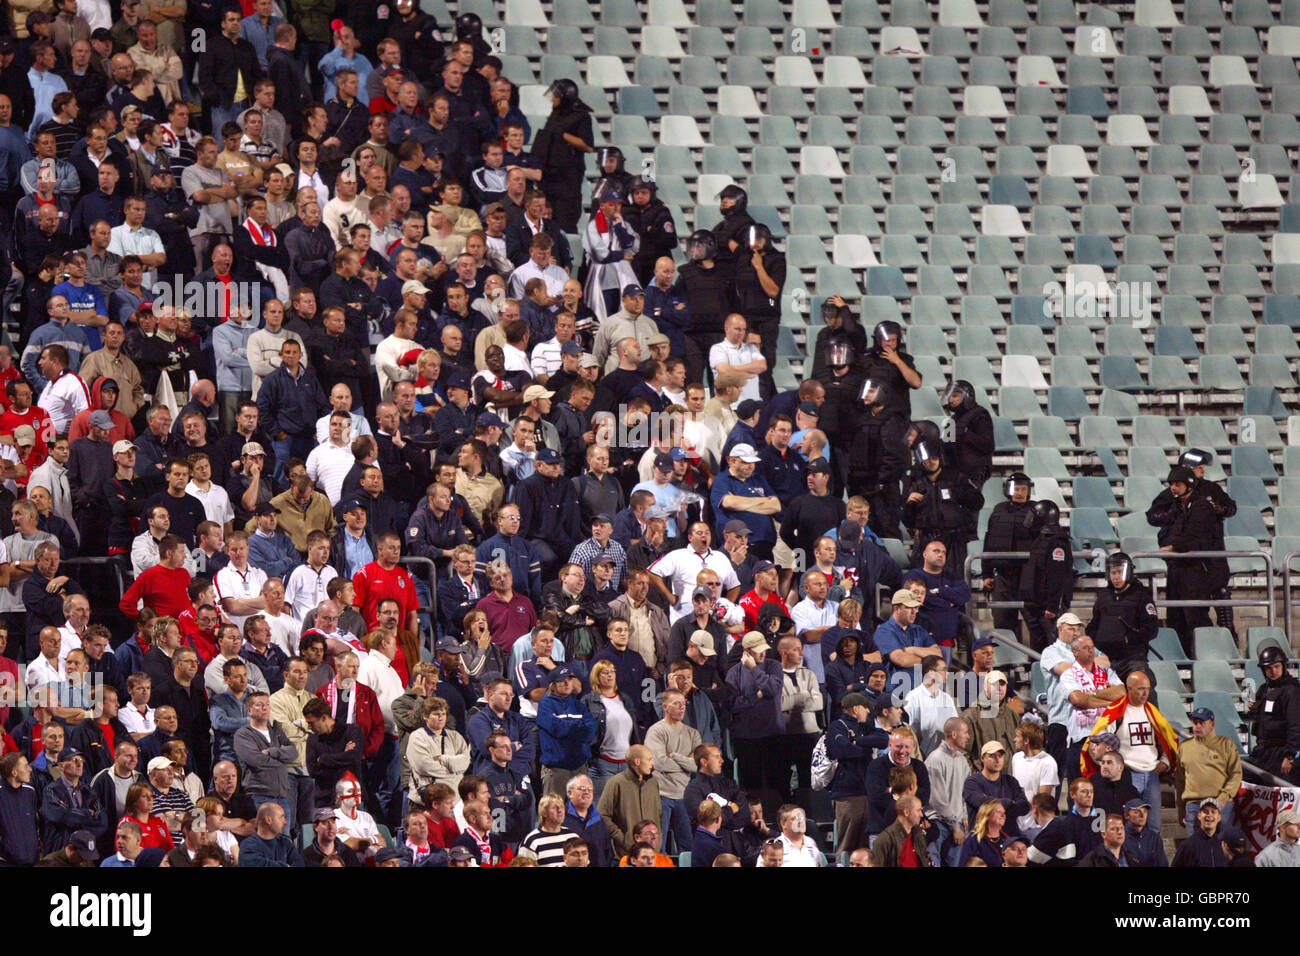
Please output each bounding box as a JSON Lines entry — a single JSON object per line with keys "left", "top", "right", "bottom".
{"left": 335, "top": 807, "right": 381, "bottom": 847}
{"left": 186, "top": 481, "right": 236, "bottom": 526}
{"left": 597, "top": 692, "right": 634, "bottom": 760}
{"left": 1059, "top": 661, "right": 1121, "bottom": 743}
{"left": 284, "top": 563, "right": 338, "bottom": 622}
{"left": 1011, "top": 750, "right": 1060, "bottom": 801}
{"left": 648, "top": 547, "right": 741, "bottom": 622}
{"left": 264, "top": 610, "right": 302, "bottom": 657}
{"left": 1118, "top": 704, "right": 1160, "bottom": 772}
{"left": 213, "top": 564, "right": 269, "bottom": 635}
{"left": 708, "top": 340, "right": 763, "bottom": 404}
{"left": 305, "top": 441, "right": 355, "bottom": 505}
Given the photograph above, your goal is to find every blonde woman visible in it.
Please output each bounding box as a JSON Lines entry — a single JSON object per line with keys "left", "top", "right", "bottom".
{"left": 581, "top": 659, "right": 640, "bottom": 802}
{"left": 516, "top": 793, "right": 577, "bottom": 866}
{"left": 958, "top": 799, "right": 1011, "bottom": 867}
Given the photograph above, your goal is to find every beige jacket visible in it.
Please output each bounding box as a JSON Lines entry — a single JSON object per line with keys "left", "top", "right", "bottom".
{"left": 1175, "top": 731, "right": 1243, "bottom": 808}
{"left": 78, "top": 347, "right": 145, "bottom": 419}
{"left": 127, "top": 41, "right": 184, "bottom": 105}
{"left": 270, "top": 685, "right": 316, "bottom": 767}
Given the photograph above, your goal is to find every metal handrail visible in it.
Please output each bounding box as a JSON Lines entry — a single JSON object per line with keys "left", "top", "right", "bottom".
{"left": 398, "top": 555, "right": 439, "bottom": 646}
{"left": 984, "top": 620, "right": 1291, "bottom": 788}
{"left": 962, "top": 550, "right": 1104, "bottom": 612}
{"left": 1128, "top": 550, "right": 1274, "bottom": 626}
{"left": 1279, "top": 550, "right": 1300, "bottom": 646}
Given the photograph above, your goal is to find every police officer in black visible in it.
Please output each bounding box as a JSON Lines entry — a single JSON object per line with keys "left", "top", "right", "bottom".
{"left": 1086, "top": 552, "right": 1159, "bottom": 681}
{"left": 623, "top": 176, "right": 677, "bottom": 285}
{"left": 901, "top": 440, "right": 983, "bottom": 575}
{"left": 675, "top": 230, "right": 730, "bottom": 386}
{"left": 941, "top": 379, "right": 995, "bottom": 486}
{"left": 814, "top": 339, "right": 863, "bottom": 496}
{"left": 860, "top": 321, "right": 922, "bottom": 422}
{"left": 1145, "top": 465, "right": 1225, "bottom": 657}
{"left": 709, "top": 184, "right": 755, "bottom": 269}
{"left": 732, "top": 223, "right": 786, "bottom": 401}
{"left": 1248, "top": 644, "right": 1300, "bottom": 781}
{"left": 532, "top": 79, "right": 594, "bottom": 233}
{"left": 589, "top": 147, "right": 634, "bottom": 209}
{"left": 1179, "top": 448, "right": 1238, "bottom": 635}
{"left": 981, "top": 472, "right": 1036, "bottom": 637}
{"left": 1018, "top": 500, "right": 1075, "bottom": 652}
{"left": 809, "top": 297, "right": 869, "bottom": 380}
{"left": 846, "top": 379, "right": 909, "bottom": 540}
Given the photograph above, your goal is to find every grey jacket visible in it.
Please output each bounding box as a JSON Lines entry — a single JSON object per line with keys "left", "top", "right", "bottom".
{"left": 233, "top": 721, "right": 298, "bottom": 799}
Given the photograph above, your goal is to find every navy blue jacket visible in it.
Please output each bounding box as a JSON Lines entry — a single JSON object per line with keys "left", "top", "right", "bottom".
{"left": 474, "top": 533, "right": 542, "bottom": 607}
{"left": 40, "top": 777, "right": 106, "bottom": 852}
{"left": 436, "top": 570, "right": 489, "bottom": 638}
{"left": 1125, "top": 822, "right": 1169, "bottom": 867}
{"left": 238, "top": 832, "right": 305, "bottom": 867}
{"left": 724, "top": 657, "right": 784, "bottom": 740}
{"left": 962, "top": 772, "right": 1031, "bottom": 836}
{"left": 466, "top": 706, "right": 537, "bottom": 777}
{"left": 514, "top": 471, "right": 583, "bottom": 557}
{"left": 692, "top": 826, "right": 725, "bottom": 867}
{"left": 826, "top": 714, "right": 878, "bottom": 800}
{"left": 1170, "top": 827, "right": 1229, "bottom": 868}
{"left": 564, "top": 803, "right": 614, "bottom": 868}
{"left": 1028, "top": 808, "right": 1104, "bottom": 867}
{"left": 256, "top": 363, "right": 328, "bottom": 439}
{"left": 537, "top": 692, "right": 598, "bottom": 770}
{"left": 591, "top": 646, "right": 653, "bottom": 726}
{"left": 866, "top": 755, "right": 931, "bottom": 836}
{"left": 0, "top": 780, "right": 41, "bottom": 865}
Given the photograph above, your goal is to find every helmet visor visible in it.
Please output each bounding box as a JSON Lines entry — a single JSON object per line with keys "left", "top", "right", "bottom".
{"left": 1004, "top": 476, "right": 1032, "bottom": 499}
{"left": 1106, "top": 557, "right": 1132, "bottom": 586}
{"left": 828, "top": 342, "right": 851, "bottom": 367}
{"left": 859, "top": 379, "right": 885, "bottom": 405}
{"left": 914, "top": 441, "right": 939, "bottom": 464}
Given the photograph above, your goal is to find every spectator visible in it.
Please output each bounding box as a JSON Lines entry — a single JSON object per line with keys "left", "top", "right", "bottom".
{"left": 1175, "top": 706, "right": 1242, "bottom": 836}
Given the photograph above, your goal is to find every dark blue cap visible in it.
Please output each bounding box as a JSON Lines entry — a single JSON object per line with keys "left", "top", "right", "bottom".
{"left": 561, "top": 340, "right": 583, "bottom": 355}
{"left": 535, "top": 447, "right": 562, "bottom": 464}
{"left": 446, "top": 372, "right": 472, "bottom": 391}
{"left": 476, "top": 411, "right": 504, "bottom": 428}
{"left": 1189, "top": 707, "right": 1215, "bottom": 722}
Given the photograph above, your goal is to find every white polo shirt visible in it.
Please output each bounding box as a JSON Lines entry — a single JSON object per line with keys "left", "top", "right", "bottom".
{"left": 214, "top": 563, "right": 269, "bottom": 635}
{"left": 649, "top": 546, "right": 740, "bottom": 622}
{"left": 305, "top": 440, "right": 355, "bottom": 505}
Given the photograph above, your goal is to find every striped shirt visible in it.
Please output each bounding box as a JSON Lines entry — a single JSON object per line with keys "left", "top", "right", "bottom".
{"left": 568, "top": 537, "right": 628, "bottom": 591}
{"left": 518, "top": 826, "right": 579, "bottom": 867}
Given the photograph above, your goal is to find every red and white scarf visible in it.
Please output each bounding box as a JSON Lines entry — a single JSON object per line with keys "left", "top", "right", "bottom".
{"left": 319, "top": 679, "right": 356, "bottom": 725}
{"left": 244, "top": 217, "right": 276, "bottom": 246}
{"left": 1069, "top": 661, "right": 1111, "bottom": 729}
{"left": 464, "top": 825, "right": 491, "bottom": 864}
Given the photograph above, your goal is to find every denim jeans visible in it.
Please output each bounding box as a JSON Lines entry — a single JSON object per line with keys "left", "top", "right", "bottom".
{"left": 1185, "top": 799, "right": 1235, "bottom": 836}
{"left": 926, "top": 819, "right": 965, "bottom": 867}
{"left": 589, "top": 757, "right": 623, "bottom": 803}
{"left": 660, "top": 796, "right": 693, "bottom": 854}
{"left": 1129, "top": 769, "right": 1163, "bottom": 815}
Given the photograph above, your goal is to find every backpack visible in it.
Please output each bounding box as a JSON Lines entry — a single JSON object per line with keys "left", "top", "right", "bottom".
{"left": 810, "top": 733, "right": 837, "bottom": 791}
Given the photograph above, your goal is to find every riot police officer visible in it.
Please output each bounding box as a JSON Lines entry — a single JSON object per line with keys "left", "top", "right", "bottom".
{"left": 454, "top": 12, "right": 493, "bottom": 66}
{"left": 589, "top": 147, "right": 634, "bottom": 212}
{"left": 981, "top": 472, "right": 1036, "bottom": 637}
{"left": 623, "top": 176, "right": 676, "bottom": 285}
{"left": 901, "top": 440, "right": 983, "bottom": 575}
{"left": 676, "top": 230, "right": 730, "bottom": 385}
{"left": 809, "top": 297, "right": 868, "bottom": 380}
{"left": 1086, "top": 552, "right": 1159, "bottom": 681}
{"left": 710, "top": 184, "right": 755, "bottom": 268}
{"left": 815, "top": 339, "right": 864, "bottom": 494}
{"left": 846, "top": 379, "right": 909, "bottom": 540}
{"left": 1018, "top": 500, "right": 1075, "bottom": 652}
{"left": 1248, "top": 644, "right": 1300, "bottom": 781}
{"left": 732, "top": 223, "right": 786, "bottom": 401}
{"left": 941, "top": 379, "right": 995, "bottom": 485}
{"left": 1146, "top": 466, "right": 1224, "bottom": 657}
{"left": 1180, "top": 448, "right": 1238, "bottom": 634}
{"left": 533, "top": 79, "right": 594, "bottom": 232}
{"left": 860, "top": 321, "right": 922, "bottom": 421}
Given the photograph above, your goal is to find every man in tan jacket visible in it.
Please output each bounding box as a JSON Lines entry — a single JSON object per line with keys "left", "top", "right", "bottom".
{"left": 126, "top": 18, "right": 182, "bottom": 104}
{"left": 1175, "top": 705, "right": 1243, "bottom": 835}
{"left": 78, "top": 321, "right": 145, "bottom": 420}
{"left": 270, "top": 656, "right": 317, "bottom": 833}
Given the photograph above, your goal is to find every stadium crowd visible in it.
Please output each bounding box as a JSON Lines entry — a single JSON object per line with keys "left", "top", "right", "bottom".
{"left": 0, "top": 0, "right": 1294, "bottom": 870}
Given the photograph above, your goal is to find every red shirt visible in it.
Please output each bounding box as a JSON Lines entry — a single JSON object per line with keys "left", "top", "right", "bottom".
{"left": 98, "top": 720, "right": 115, "bottom": 759}
{"left": 898, "top": 830, "right": 921, "bottom": 867}
{"left": 0, "top": 405, "right": 53, "bottom": 458}
{"left": 0, "top": 365, "right": 21, "bottom": 411}
{"left": 121, "top": 814, "right": 174, "bottom": 851}
{"left": 119, "top": 564, "right": 192, "bottom": 621}
{"left": 425, "top": 815, "right": 460, "bottom": 849}
{"left": 353, "top": 561, "right": 419, "bottom": 631}
{"left": 738, "top": 590, "right": 790, "bottom": 631}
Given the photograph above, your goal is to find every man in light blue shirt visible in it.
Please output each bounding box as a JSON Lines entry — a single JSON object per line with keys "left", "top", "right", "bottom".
{"left": 317, "top": 25, "right": 373, "bottom": 103}
{"left": 240, "top": 0, "right": 284, "bottom": 69}
{"left": 632, "top": 452, "right": 687, "bottom": 537}
{"left": 338, "top": 499, "right": 374, "bottom": 578}
{"left": 871, "top": 588, "right": 941, "bottom": 693}
{"left": 26, "top": 41, "right": 68, "bottom": 141}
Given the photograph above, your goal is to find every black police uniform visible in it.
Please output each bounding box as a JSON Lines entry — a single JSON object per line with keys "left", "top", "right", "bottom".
{"left": 1019, "top": 530, "right": 1075, "bottom": 652}
{"left": 1086, "top": 581, "right": 1159, "bottom": 680}
{"left": 846, "top": 403, "right": 910, "bottom": 540}
{"left": 859, "top": 346, "right": 918, "bottom": 421}
{"left": 623, "top": 193, "right": 677, "bottom": 285}
{"left": 731, "top": 244, "right": 786, "bottom": 401}
{"left": 981, "top": 499, "right": 1036, "bottom": 634}
{"left": 1146, "top": 488, "right": 1227, "bottom": 656}
{"left": 1249, "top": 672, "right": 1300, "bottom": 781}
{"left": 901, "top": 466, "right": 984, "bottom": 575}
{"left": 946, "top": 401, "right": 995, "bottom": 486}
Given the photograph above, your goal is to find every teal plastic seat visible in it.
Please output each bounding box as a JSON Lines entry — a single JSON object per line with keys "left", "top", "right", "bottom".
{"left": 1124, "top": 476, "right": 1164, "bottom": 512}
{"left": 1192, "top": 691, "right": 1246, "bottom": 753}
{"left": 1149, "top": 628, "right": 1190, "bottom": 664}
{"left": 1231, "top": 445, "right": 1278, "bottom": 479}
{"left": 998, "top": 386, "right": 1043, "bottom": 419}
{"left": 1028, "top": 415, "right": 1073, "bottom": 449}
{"left": 1079, "top": 416, "right": 1125, "bottom": 450}
{"left": 1072, "top": 476, "right": 1121, "bottom": 510}
{"left": 1071, "top": 508, "right": 1119, "bottom": 546}
{"left": 1247, "top": 626, "right": 1288, "bottom": 659}
{"left": 1045, "top": 386, "right": 1090, "bottom": 421}
{"left": 1127, "top": 446, "right": 1172, "bottom": 477}
{"left": 1198, "top": 355, "right": 1246, "bottom": 390}
{"left": 1194, "top": 627, "right": 1241, "bottom": 660}
{"left": 1023, "top": 447, "right": 1070, "bottom": 480}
